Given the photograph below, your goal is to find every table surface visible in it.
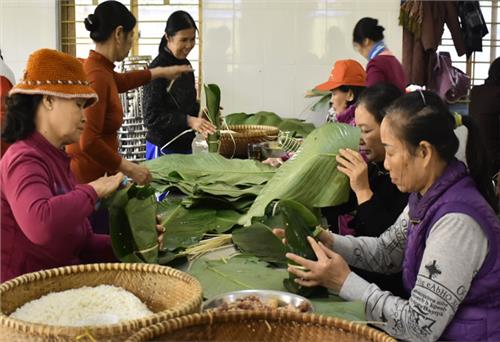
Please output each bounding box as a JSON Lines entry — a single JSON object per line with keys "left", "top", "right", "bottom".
{"left": 182, "top": 245, "right": 366, "bottom": 322}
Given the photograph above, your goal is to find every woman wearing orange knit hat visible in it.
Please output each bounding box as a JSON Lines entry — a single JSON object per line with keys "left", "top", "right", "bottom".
{"left": 67, "top": 1, "right": 192, "bottom": 185}
{"left": 0, "top": 49, "right": 163, "bottom": 282}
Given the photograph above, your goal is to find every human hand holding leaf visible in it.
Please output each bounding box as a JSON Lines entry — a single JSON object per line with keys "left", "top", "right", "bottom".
{"left": 286, "top": 237, "right": 350, "bottom": 292}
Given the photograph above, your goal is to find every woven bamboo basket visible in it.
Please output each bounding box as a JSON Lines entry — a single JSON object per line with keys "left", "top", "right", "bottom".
{"left": 126, "top": 311, "right": 396, "bottom": 342}
{"left": 0, "top": 263, "right": 203, "bottom": 342}
{"left": 219, "top": 125, "right": 279, "bottom": 158}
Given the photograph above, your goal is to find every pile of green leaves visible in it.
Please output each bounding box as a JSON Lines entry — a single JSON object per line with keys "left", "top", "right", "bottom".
{"left": 145, "top": 153, "right": 276, "bottom": 212}
{"left": 224, "top": 111, "right": 315, "bottom": 138}
{"left": 239, "top": 123, "right": 360, "bottom": 226}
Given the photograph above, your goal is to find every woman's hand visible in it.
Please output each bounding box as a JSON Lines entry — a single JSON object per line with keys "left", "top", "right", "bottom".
{"left": 262, "top": 157, "right": 284, "bottom": 168}
{"left": 119, "top": 159, "right": 152, "bottom": 185}
{"left": 88, "top": 172, "right": 125, "bottom": 199}
{"left": 187, "top": 116, "right": 216, "bottom": 135}
{"left": 272, "top": 227, "right": 334, "bottom": 248}
{"left": 156, "top": 215, "right": 165, "bottom": 250}
{"left": 286, "top": 237, "right": 351, "bottom": 292}
{"left": 336, "top": 148, "right": 372, "bottom": 204}
{"left": 150, "top": 65, "right": 193, "bottom": 81}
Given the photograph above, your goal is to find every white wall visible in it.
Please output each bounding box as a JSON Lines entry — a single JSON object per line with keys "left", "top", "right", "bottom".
{"left": 202, "top": 0, "right": 402, "bottom": 125}
{"left": 0, "top": 0, "right": 402, "bottom": 126}
{"left": 0, "top": 0, "right": 58, "bottom": 82}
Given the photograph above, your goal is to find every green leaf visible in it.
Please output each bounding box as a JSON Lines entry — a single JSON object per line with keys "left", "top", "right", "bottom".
{"left": 278, "top": 119, "right": 316, "bottom": 138}
{"left": 240, "top": 123, "right": 360, "bottom": 226}
{"left": 204, "top": 83, "right": 221, "bottom": 152}
{"left": 232, "top": 223, "right": 287, "bottom": 265}
{"left": 311, "top": 93, "right": 332, "bottom": 112}
{"left": 125, "top": 195, "right": 158, "bottom": 263}
{"left": 108, "top": 187, "right": 143, "bottom": 263}
{"left": 157, "top": 201, "right": 215, "bottom": 251}
{"left": 212, "top": 210, "right": 242, "bottom": 233}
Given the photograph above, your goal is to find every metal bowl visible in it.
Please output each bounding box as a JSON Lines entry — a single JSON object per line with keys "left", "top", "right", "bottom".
{"left": 202, "top": 289, "right": 314, "bottom": 313}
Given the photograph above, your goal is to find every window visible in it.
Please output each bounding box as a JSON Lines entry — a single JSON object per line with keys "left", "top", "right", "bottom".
{"left": 59, "top": 0, "right": 201, "bottom": 85}
{"left": 438, "top": 0, "right": 499, "bottom": 86}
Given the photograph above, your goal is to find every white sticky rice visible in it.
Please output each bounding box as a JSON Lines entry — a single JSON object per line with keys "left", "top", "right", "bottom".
{"left": 9, "top": 285, "right": 153, "bottom": 327}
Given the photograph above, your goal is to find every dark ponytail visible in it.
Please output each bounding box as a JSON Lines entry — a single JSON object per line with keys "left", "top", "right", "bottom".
{"left": 386, "top": 91, "right": 497, "bottom": 212}
{"left": 84, "top": 1, "right": 136, "bottom": 43}
{"left": 159, "top": 10, "right": 197, "bottom": 53}
{"left": 485, "top": 57, "right": 500, "bottom": 86}
{"left": 2, "top": 94, "right": 42, "bottom": 143}
{"left": 353, "top": 17, "right": 385, "bottom": 44}
{"left": 357, "top": 83, "right": 403, "bottom": 123}
{"left": 461, "top": 115, "right": 497, "bottom": 212}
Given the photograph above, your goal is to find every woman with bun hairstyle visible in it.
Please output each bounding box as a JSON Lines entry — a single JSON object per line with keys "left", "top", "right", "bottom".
{"left": 67, "top": 0, "right": 192, "bottom": 185}
{"left": 353, "top": 17, "right": 407, "bottom": 91}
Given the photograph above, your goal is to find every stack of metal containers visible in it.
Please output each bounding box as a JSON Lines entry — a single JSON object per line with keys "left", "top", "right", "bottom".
{"left": 118, "top": 55, "right": 152, "bottom": 162}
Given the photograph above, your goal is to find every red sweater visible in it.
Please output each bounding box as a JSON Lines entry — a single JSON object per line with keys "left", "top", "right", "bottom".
{"left": 0, "top": 132, "right": 115, "bottom": 282}
{"left": 366, "top": 54, "right": 407, "bottom": 92}
{"left": 67, "top": 50, "right": 151, "bottom": 183}
{"left": 1, "top": 76, "right": 13, "bottom": 157}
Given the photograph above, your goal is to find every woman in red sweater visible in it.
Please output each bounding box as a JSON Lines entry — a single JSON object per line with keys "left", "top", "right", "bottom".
{"left": 0, "top": 49, "right": 125, "bottom": 282}
{"left": 67, "top": 1, "right": 191, "bottom": 185}
{"left": 352, "top": 17, "right": 407, "bottom": 92}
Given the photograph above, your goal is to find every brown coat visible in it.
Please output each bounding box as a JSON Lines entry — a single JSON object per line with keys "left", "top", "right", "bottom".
{"left": 67, "top": 50, "right": 151, "bottom": 183}
{"left": 469, "top": 83, "right": 500, "bottom": 176}
{"left": 403, "top": 1, "right": 466, "bottom": 86}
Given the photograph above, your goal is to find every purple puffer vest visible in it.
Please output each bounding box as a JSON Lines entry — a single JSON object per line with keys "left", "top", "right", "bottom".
{"left": 403, "top": 159, "right": 500, "bottom": 341}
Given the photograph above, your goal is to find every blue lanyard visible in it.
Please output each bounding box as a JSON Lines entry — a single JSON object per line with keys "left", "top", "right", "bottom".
{"left": 368, "top": 41, "right": 386, "bottom": 61}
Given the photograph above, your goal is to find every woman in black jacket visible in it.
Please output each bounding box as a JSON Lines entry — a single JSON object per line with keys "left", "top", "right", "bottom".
{"left": 143, "top": 11, "right": 215, "bottom": 157}
{"left": 322, "top": 83, "right": 409, "bottom": 297}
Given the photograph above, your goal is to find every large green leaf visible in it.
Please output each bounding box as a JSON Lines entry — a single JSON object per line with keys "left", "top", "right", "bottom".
{"left": 157, "top": 200, "right": 242, "bottom": 251}
{"left": 232, "top": 223, "right": 287, "bottom": 265}
{"left": 240, "top": 123, "right": 360, "bottom": 225}
{"left": 125, "top": 195, "right": 158, "bottom": 263}
{"left": 204, "top": 83, "right": 221, "bottom": 152}
{"left": 108, "top": 185, "right": 159, "bottom": 263}
{"left": 108, "top": 187, "right": 143, "bottom": 263}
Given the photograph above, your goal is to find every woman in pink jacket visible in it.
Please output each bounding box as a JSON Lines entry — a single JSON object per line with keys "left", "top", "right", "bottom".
{"left": 1, "top": 49, "right": 133, "bottom": 282}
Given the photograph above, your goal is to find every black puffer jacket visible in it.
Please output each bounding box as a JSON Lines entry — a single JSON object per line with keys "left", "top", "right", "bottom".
{"left": 142, "top": 48, "right": 199, "bottom": 152}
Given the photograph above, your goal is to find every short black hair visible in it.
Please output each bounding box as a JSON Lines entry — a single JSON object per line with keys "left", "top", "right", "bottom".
{"left": 159, "top": 10, "right": 198, "bottom": 53}
{"left": 336, "top": 85, "right": 366, "bottom": 107}
{"left": 353, "top": 17, "right": 385, "bottom": 44}
{"left": 387, "top": 91, "right": 497, "bottom": 212}
{"left": 84, "top": 1, "right": 136, "bottom": 43}
{"left": 357, "top": 83, "right": 403, "bottom": 123}
{"left": 2, "top": 94, "right": 42, "bottom": 143}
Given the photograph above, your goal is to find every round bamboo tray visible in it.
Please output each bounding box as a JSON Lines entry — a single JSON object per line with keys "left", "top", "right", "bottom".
{"left": 126, "top": 311, "right": 396, "bottom": 342}
{"left": 219, "top": 125, "right": 279, "bottom": 158}
{"left": 0, "top": 263, "right": 203, "bottom": 342}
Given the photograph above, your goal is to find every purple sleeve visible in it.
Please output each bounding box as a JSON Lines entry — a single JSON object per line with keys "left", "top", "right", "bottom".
{"left": 3, "top": 156, "right": 98, "bottom": 246}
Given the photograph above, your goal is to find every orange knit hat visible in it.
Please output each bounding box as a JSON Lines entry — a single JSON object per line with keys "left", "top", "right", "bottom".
{"left": 9, "top": 49, "right": 98, "bottom": 108}
{"left": 315, "top": 59, "right": 366, "bottom": 91}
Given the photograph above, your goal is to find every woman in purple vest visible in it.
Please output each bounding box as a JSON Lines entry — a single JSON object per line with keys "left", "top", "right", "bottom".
{"left": 283, "top": 91, "right": 500, "bottom": 341}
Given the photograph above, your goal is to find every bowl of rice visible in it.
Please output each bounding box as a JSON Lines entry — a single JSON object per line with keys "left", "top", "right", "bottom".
{"left": 0, "top": 263, "right": 203, "bottom": 341}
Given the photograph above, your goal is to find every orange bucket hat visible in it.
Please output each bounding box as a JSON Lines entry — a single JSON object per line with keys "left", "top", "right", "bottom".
{"left": 9, "top": 49, "right": 98, "bottom": 108}
{"left": 315, "top": 59, "right": 366, "bottom": 91}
